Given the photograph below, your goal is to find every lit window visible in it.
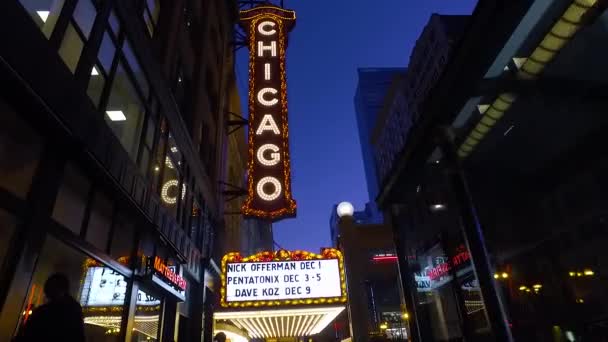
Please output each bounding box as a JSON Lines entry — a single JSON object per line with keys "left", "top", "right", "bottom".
{"left": 105, "top": 64, "right": 145, "bottom": 160}
{"left": 73, "top": 0, "right": 96, "bottom": 39}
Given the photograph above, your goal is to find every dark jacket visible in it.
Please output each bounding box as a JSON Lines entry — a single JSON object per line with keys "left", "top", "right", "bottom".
{"left": 15, "top": 295, "right": 85, "bottom": 342}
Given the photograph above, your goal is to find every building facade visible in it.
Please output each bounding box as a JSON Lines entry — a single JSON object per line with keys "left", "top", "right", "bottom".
{"left": 354, "top": 68, "right": 406, "bottom": 223}
{"left": 336, "top": 209, "right": 406, "bottom": 342}
{"left": 376, "top": 0, "right": 608, "bottom": 341}
{"left": 0, "top": 0, "right": 239, "bottom": 341}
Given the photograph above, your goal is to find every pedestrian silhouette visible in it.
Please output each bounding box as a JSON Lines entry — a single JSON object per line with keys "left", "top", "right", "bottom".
{"left": 14, "top": 273, "right": 86, "bottom": 342}
{"left": 214, "top": 332, "right": 227, "bottom": 342}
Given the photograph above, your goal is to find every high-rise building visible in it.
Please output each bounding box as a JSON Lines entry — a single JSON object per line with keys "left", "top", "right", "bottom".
{"left": 377, "top": 1, "right": 608, "bottom": 340}
{"left": 373, "top": 14, "right": 469, "bottom": 189}
{"left": 354, "top": 67, "right": 406, "bottom": 223}
{"left": 0, "top": 1, "right": 239, "bottom": 341}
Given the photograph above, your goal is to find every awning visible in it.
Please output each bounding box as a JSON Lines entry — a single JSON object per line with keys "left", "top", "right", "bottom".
{"left": 214, "top": 306, "right": 345, "bottom": 339}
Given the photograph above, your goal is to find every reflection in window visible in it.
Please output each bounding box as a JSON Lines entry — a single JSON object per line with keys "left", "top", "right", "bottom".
{"left": 52, "top": 163, "right": 91, "bottom": 235}
{"left": 79, "top": 263, "right": 127, "bottom": 338}
{"left": 18, "top": 0, "right": 66, "bottom": 39}
{"left": 72, "top": 0, "right": 96, "bottom": 39}
{"left": 87, "top": 64, "right": 105, "bottom": 107}
{"left": 0, "top": 210, "right": 16, "bottom": 270}
{"left": 58, "top": 23, "right": 84, "bottom": 73}
{"left": 105, "top": 64, "right": 145, "bottom": 160}
{"left": 14, "top": 236, "right": 126, "bottom": 341}
{"left": 131, "top": 288, "right": 161, "bottom": 341}
{"left": 108, "top": 11, "right": 120, "bottom": 36}
{"left": 98, "top": 32, "right": 116, "bottom": 74}
{"left": 0, "top": 100, "right": 42, "bottom": 198}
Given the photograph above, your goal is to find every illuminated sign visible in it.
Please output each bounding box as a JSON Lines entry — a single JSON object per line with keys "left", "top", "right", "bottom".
{"left": 153, "top": 257, "right": 187, "bottom": 290}
{"left": 428, "top": 248, "right": 471, "bottom": 281}
{"left": 240, "top": 6, "right": 297, "bottom": 220}
{"left": 220, "top": 249, "right": 347, "bottom": 308}
{"left": 80, "top": 267, "right": 160, "bottom": 307}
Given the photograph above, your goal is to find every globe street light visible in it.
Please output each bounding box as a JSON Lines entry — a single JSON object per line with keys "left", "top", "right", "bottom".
{"left": 337, "top": 202, "right": 354, "bottom": 218}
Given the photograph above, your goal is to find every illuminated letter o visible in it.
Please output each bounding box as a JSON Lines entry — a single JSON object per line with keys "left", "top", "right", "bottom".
{"left": 257, "top": 144, "right": 281, "bottom": 166}
{"left": 256, "top": 177, "right": 282, "bottom": 201}
{"left": 258, "top": 21, "right": 276, "bottom": 36}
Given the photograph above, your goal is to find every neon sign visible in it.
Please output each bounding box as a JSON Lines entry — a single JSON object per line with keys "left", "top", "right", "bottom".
{"left": 153, "top": 257, "right": 187, "bottom": 290}
{"left": 240, "top": 6, "right": 297, "bottom": 220}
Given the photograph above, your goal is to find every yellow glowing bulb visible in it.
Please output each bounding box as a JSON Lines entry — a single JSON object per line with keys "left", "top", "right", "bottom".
{"left": 533, "top": 284, "right": 542, "bottom": 289}
{"left": 519, "top": 286, "right": 527, "bottom": 291}
{"left": 501, "top": 272, "right": 509, "bottom": 279}
{"left": 583, "top": 269, "right": 594, "bottom": 276}
{"left": 380, "top": 323, "right": 388, "bottom": 330}
{"left": 569, "top": 271, "right": 575, "bottom": 277}
{"left": 494, "top": 274, "right": 499, "bottom": 279}
{"left": 403, "top": 313, "right": 409, "bottom": 320}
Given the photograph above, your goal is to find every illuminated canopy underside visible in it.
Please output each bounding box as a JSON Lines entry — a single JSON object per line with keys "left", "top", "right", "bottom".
{"left": 214, "top": 306, "right": 345, "bottom": 339}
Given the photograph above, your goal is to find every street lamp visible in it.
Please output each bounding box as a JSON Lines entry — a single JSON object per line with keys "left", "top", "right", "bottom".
{"left": 337, "top": 202, "right": 354, "bottom": 218}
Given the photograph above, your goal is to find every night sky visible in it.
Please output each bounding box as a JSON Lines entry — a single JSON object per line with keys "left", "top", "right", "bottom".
{"left": 236, "top": 0, "right": 478, "bottom": 252}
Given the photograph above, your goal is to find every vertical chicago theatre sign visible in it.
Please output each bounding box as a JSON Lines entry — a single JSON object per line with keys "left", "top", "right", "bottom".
{"left": 240, "top": 6, "right": 297, "bottom": 220}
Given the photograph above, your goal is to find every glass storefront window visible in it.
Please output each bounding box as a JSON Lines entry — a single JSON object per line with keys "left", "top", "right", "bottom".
{"left": 131, "top": 288, "right": 161, "bottom": 341}
{"left": 0, "top": 99, "right": 42, "bottom": 199}
{"left": 72, "top": 0, "right": 96, "bottom": 39}
{"left": 18, "top": 0, "right": 66, "bottom": 39}
{"left": 105, "top": 63, "right": 145, "bottom": 161}
{"left": 85, "top": 191, "right": 114, "bottom": 251}
{"left": 52, "top": 163, "right": 91, "bottom": 235}
{"left": 0, "top": 209, "right": 16, "bottom": 270}
{"left": 58, "top": 23, "right": 84, "bottom": 74}
{"left": 143, "top": 0, "right": 160, "bottom": 37}
{"left": 14, "top": 236, "right": 126, "bottom": 341}
{"left": 87, "top": 64, "right": 105, "bottom": 107}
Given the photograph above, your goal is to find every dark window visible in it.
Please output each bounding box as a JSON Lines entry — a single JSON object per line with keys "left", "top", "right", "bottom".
{"left": 52, "top": 164, "right": 91, "bottom": 235}
{"left": 109, "top": 213, "right": 135, "bottom": 261}
{"left": 0, "top": 100, "right": 42, "bottom": 199}
{"left": 0, "top": 210, "right": 17, "bottom": 272}
{"left": 85, "top": 191, "right": 114, "bottom": 251}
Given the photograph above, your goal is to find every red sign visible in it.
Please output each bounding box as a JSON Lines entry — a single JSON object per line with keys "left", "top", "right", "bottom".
{"left": 240, "top": 6, "right": 297, "bottom": 221}
{"left": 428, "top": 249, "right": 471, "bottom": 281}
{"left": 154, "top": 257, "right": 187, "bottom": 290}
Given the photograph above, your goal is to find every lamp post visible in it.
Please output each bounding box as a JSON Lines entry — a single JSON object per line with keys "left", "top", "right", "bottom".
{"left": 337, "top": 202, "right": 355, "bottom": 340}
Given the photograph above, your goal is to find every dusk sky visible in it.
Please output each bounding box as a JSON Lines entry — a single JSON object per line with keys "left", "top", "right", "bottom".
{"left": 237, "top": 0, "right": 478, "bottom": 252}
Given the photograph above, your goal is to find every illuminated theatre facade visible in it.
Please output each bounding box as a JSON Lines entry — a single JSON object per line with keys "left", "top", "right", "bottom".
{"left": 215, "top": 249, "right": 347, "bottom": 340}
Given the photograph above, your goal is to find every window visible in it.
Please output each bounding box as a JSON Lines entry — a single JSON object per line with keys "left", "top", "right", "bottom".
{"left": 86, "top": 64, "right": 105, "bottom": 107}
{"left": 0, "top": 210, "right": 16, "bottom": 270}
{"left": 151, "top": 119, "right": 168, "bottom": 192}
{"left": 159, "top": 133, "right": 183, "bottom": 218}
{"left": 13, "top": 236, "right": 126, "bottom": 340}
{"left": 57, "top": 0, "right": 97, "bottom": 74}
{"left": 105, "top": 63, "right": 145, "bottom": 161}
{"left": 58, "top": 23, "right": 84, "bottom": 73}
{"left": 143, "top": 0, "right": 160, "bottom": 37}
{"left": 72, "top": 0, "right": 96, "bottom": 39}
{"left": 108, "top": 10, "right": 120, "bottom": 36}
{"left": 85, "top": 191, "right": 114, "bottom": 251}
{"left": 132, "top": 287, "right": 162, "bottom": 341}
{"left": 122, "top": 40, "right": 150, "bottom": 98}
{"left": 18, "top": 0, "right": 66, "bottom": 39}
{"left": 109, "top": 213, "right": 135, "bottom": 261}
{"left": 98, "top": 32, "right": 116, "bottom": 74}
{"left": 0, "top": 100, "right": 42, "bottom": 199}
{"left": 52, "top": 163, "right": 91, "bottom": 235}
{"left": 138, "top": 107, "right": 157, "bottom": 177}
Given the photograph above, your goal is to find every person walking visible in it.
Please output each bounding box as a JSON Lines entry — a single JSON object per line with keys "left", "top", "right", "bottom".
{"left": 14, "top": 273, "right": 86, "bottom": 342}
